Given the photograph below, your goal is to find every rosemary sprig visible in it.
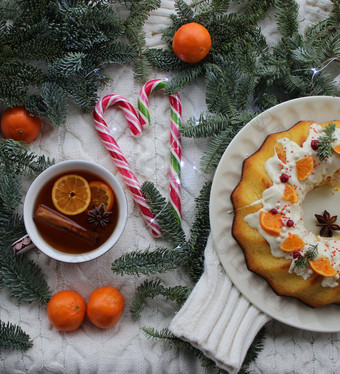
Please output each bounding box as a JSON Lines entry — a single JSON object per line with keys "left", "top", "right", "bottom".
{"left": 295, "top": 244, "right": 318, "bottom": 268}
{"left": 317, "top": 123, "right": 336, "bottom": 161}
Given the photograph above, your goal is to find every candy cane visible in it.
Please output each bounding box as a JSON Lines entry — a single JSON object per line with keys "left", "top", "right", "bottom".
{"left": 93, "top": 95, "right": 162, "bottom": 237}
{"left": 138, "top": 79, "right": 182, "bottom": 223}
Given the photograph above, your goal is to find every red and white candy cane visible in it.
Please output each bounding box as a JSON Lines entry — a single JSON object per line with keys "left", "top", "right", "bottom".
{"left": 93, "top": 94, "right": 162, "bottom": 237}
{"left": 138, "top": 79, "right": 182, "bottom": 223}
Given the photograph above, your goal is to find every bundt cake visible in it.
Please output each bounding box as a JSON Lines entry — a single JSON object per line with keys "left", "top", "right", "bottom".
{"left": 231, "top": 120, "right": 340, "bottom": 308}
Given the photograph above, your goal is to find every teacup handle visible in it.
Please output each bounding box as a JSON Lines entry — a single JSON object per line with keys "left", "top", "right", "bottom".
{"left": 12, "top": 234, "right": 35, "bottom": 254}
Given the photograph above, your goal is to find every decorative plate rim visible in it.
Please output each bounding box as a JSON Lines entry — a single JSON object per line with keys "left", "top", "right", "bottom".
{"left": 210, "top": 96, "right": 340, "bottom": 332}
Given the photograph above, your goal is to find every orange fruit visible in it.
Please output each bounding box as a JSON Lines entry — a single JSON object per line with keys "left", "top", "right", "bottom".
{"left": 274, "top": 144, "right": 286, "bottom": 164}
{"left": 259, "top": 210, "right": 281, "bottom": 237}
{"left": 1, "top": 106, "right": 42, "bottom": 143}
{"left": 87, "top": 286, "right": 124, "bottom": 329}
{"left": 309, "top": 257, "right": 337, "bottom": 277}
{"left": 282, "top": 183, "right": 299, "bottom": 203}
{"left": 47, "top": 290, "right": 86, "bottom": 332}
{"left": 296, "top": 156, "right": 314, "bottom": 181}
{"left": 333, "top": 144, "right": 340, "bottom": 155}
{"left": 280, "top": 233, "right": 305, "bottom": 252}
{"left": 52, "top": 174, "right": 91, "bottom": 215}
{"left": 172, "top": 22, "right": 211, "bottom": 63}
{"left": 89, "top": 181, "right": 114, "bottom": 211}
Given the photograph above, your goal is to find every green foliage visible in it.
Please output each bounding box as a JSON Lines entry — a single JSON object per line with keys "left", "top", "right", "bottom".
{"left": 147, "top": 0, "right": 340, "bottom": 171}
{"left": 0, "top": 0, "right": 162, "bottom": 125}
{"left": 0, "top": 251, "right": 51, "bottom": 305}
{"left": 130, "top": 279, "right": 191, "bottom": 320}
{"left": 0, "top": 320, "right": 33, "bottom": 351}
{"left": 317, "top": 123, "right": 336, "bottom": 161}
{"left": 111, "top": 246, "right": 188, "bottom": 276}
{"left": 0, "top": 140, "right": 52, "bottom": 304}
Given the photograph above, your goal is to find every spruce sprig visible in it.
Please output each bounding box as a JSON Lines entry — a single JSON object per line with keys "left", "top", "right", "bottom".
{"left": 0, "top": 320, "right": 33, "bottom": 351}
{"left": 130, "top": 279, "right": 191, "bottom": 320}
{"left": 295, "top": 244, "right": 318, "bottom": 269}
{"left": 111, "top": 246, "right": 188, "bottom": 276}
{"left": 317, "top": 123, "right": 336, "bottom": 161}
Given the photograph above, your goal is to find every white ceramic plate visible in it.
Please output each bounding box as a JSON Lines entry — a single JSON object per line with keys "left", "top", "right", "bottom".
{"left": 210, "top": 96, "right": 340, "bottom": 332}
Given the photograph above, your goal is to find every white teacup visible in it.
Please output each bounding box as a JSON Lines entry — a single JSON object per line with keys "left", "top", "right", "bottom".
{"left": 22, "top": 160, "right": 127, "bottom": 263}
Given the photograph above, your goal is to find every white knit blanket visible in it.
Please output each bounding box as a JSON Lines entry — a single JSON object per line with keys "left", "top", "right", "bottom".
{"left": 1, "top": 1, "right": 339, "bottom": 373}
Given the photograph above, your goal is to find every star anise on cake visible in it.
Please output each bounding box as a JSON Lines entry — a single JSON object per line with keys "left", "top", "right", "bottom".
{"left": 87, "top": 203, "right": 112, "bottom": 230}
{"left": 315, "top": 210, "right": 340, "bottom": 237}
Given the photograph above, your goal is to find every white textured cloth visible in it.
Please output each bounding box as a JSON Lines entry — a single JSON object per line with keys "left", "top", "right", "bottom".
{"left": 169, "top": 235, "right": 270, "bottom": 373}
{"left": 1, "top": 1, "right": 340, "bottom": 374}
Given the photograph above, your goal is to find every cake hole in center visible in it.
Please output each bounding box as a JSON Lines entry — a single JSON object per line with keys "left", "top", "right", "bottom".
{"left": 302, "top": 184, "right": 340, "bottom": 236}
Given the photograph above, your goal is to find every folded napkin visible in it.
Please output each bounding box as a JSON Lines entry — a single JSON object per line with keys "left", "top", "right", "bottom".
{"left": 169, "top": 235, "right": 270, "bottom": 373}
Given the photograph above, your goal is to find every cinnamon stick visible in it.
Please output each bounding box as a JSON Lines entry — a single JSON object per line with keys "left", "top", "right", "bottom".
{"left": 34, "top": 204, "right": 100, "bottom": 245}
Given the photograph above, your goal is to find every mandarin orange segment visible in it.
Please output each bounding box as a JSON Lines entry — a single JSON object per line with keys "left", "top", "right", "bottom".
{"left": 333, "top": 144, "right": 340, "bottom": 155}
{"left": 52, "top": 174, "right": 91, "bottom": 215}
{"left": 259, "top": 211, "right": 282, "bottom": 237}
{"left": 280, "top": 233, "right": 305, "bottom": 252}
{"left": 282, "top": 183, "right": 299, "bottom": 203}
{"left": 274, "top": 144, "right": 286, "bottom": 164}
{"left": 296, "top": 156, "right": 314, "bottom": 181}
{"left": 89, "top": 181, "right": 114, "bottom": 211}
{"left": 309, "top": 257, "right": 337, "bottom": 277}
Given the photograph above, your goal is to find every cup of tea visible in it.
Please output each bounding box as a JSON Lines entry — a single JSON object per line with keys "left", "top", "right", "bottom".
{"left": 21, "top": 160, "right": 128, "bottom": 263}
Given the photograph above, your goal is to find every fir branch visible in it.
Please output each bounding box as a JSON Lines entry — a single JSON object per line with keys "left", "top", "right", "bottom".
{"left": 0, "top": 174, "right": 23, "bottom": 212}
{"left": 0, "top": 139, "right": 54, "bottom": 177}
{"left": 180, "top": 113, "right": 231, "bottom": 138}
{"left": 141, "top": 181, "right": 186, "bottom": 245}
{"left": 111, "top": 247, "right": 187, "bottom": 276}
{"left": 201, "top": 122, "right": 245, "bottom": 173}
{"left": 0, "top": 320, "right": 33, "bottom": 351}
{"left": 164, "top": 65, "right": 205, "bottom": 95}
{"left": 0, "top": 250, "right": 51, "bottom": 305}
{"left": 186, "top": 181, "right": 211, "bottom": 282}
{"left": 294, "top": 244, "right": 318, "bottom": 269}
{"left": 274, "top": 0, "right": 299, "bottom": 38}
{"left": 130, "top": 279, "right": 191, "bottom": 320}
{"left": 317, "top": 123, "right": 336, "bottom": 161}
{"left": 0, "top": 211, "right": 26, "bottom": 250}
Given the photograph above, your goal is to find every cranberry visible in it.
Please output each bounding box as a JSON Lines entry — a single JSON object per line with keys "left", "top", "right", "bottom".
{"left": 270, "top": 208, "right": 278, "bottom": 215}
{"left": 280, "top": 173, "right": 289, "bottom": 183}
{"left": 293, "top": 251, "right": 301, "bottom": 259}
{"left": 311, "top": 139, "right": 319, "bottom": 150}
{"left": 286, "top": 219, "right": 294, "bottom": 227}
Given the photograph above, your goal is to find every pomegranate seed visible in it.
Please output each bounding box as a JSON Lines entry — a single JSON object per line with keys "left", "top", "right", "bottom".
{"left": 311, "top": 140, "right": 319, "bottom": 150}
{"left": 270, "top": 208, "right": 278, "bottom": 215}
{"left": 280, "top": 173, "right": 289, "bottom": 183}
{"left": 293, "top": 251, "right": 301, "bottom": 259}
{"left": 286, "top": 219, "right": 294, "bottom": 227}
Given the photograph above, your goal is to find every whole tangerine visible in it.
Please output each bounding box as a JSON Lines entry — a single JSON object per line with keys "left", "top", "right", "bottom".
{"left": 172, "top": 22, "right": 212, "bottom": 63}
{"left": 47, "top": 290, "right": 86, "bottom": 332}
{"left": 1, "top": 106, "right": 42, "bottom": 143}
{"left": 87, "top": 286, "right": 124, "bottom": 329}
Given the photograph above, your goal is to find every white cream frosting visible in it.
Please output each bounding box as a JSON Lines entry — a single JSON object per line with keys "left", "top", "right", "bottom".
{"left": 245, "top": 122, "right": 340, "bottom": 287}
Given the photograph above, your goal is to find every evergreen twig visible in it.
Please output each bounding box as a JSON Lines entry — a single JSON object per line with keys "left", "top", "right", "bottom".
{"left": 0, "top": 320, "right": 33, "bottom": 351}
{"left": 130, "top": 279, "right": 191, "bottom": 320}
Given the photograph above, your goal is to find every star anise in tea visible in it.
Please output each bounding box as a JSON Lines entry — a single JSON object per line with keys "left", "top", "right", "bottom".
{"left": 315, "top": 210, "right": 340, "bottom": 237}
{"left": 87, "top": 203, "right": 112, "bottom": 230}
